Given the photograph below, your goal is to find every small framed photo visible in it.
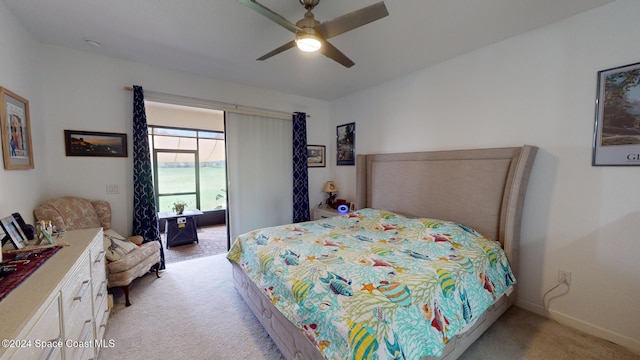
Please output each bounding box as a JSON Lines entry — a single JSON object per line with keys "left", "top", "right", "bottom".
{"left": 592, "top": 61, "right": 640, "bottom": 166}
{"left": 0, "top": 216, "right": 28, "bottom": 249}
{"left": 0, "top": 87, "right": 34, "bottom": 170}
{"left": 337, "top": 122, "right": 355, "bottom": 166}
{"left": 307, "top": 145, "right": 326, "bottom": 168}
{"left": 64, "top": 130, "right": 128, "bottom": 157}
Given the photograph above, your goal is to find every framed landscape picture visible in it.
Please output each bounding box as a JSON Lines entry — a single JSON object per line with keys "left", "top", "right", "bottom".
{"left": 592, "top": 61, "right": 640, "bottom": 166}
{"left": 64, "top": 130, "right": 128, "bottom": 157}
{"left": 307, "top": 145, "right": 325, "bottom": 167}
{"left": 0, "top": 87, "right": 34, "bottom": 170}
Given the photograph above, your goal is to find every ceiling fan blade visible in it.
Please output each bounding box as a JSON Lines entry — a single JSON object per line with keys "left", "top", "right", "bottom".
{"left": 319, "top": 40, "right": 355, "bottom": 68}
{"left": 317, "top": 1, "right": 389, "bottom": 39}
{"left": 257, "top": 40, "right": 297, "bottom": 61}
{"left": 238, "top": 0, "right": 301, "bottom": 33}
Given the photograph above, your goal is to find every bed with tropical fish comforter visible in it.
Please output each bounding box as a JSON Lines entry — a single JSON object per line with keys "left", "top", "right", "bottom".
{"left": 227, "top": 208, "right": 516, "bottom": 359}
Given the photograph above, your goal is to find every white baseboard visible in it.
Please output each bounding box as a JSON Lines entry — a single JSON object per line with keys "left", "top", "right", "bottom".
{"left": 516, "top": 298, "right": 640, "bottom": 355}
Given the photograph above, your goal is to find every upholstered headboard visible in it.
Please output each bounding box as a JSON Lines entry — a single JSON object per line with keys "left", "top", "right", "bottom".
{"left": 355, "top": 145, "right": 538, "bottom": 280}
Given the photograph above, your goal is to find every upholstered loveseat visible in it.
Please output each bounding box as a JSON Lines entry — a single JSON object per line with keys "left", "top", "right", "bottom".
{"left": 34, "top": 196, "right": 161, "bottom": 306}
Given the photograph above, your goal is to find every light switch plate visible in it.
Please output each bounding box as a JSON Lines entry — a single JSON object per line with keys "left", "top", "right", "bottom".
{"left": 106, "top": 184, "right": 120, "bottom": 194}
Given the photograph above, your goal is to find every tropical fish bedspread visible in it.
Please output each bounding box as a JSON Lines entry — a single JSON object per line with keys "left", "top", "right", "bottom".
{"left": 227, "top": 208, "right": 516, "bottom": 359}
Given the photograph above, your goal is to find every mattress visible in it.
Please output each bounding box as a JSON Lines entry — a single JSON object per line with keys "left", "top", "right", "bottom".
{"left": 227, "top": 208, "right": 516, "bottom": 359}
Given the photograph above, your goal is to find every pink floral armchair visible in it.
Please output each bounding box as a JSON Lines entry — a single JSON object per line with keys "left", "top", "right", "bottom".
{"left": 34, "top": 196, "right": 161, "bottom": 306}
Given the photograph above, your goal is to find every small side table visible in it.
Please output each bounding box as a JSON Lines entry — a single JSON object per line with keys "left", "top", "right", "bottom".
{"left": 312, "top": 207, "right": 349, "bottom": 220}
{"left": 158, "top": 210, "right": 204, "bottom": 248}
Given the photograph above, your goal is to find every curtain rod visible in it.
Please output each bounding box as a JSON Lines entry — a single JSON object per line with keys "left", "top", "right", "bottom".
{"left": 123, "top": 86, "right": 309, "bottom": 119}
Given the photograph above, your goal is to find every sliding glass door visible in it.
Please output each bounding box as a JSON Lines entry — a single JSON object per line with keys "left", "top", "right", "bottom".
{"left": 154, "top": 149, "right": 198, "bottom": 212}
{"left": 150, "top": 127, "right": 226, "bottom": 214}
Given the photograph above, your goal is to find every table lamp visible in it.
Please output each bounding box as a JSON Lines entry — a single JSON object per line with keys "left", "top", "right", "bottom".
{"left": 322, "top": 181, "right": 339, "bottom": 208}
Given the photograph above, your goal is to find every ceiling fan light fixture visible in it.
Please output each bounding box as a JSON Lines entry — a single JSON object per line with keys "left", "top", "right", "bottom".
{"left": 296, "top": 32, "right": 321, "bottom": 52}
{"left": 240, "top": 0, "right": 388, "bottom": 67}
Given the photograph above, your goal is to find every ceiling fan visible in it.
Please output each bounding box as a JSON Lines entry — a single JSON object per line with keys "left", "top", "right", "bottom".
{"left": 238, "top": 0, "right": 389, "bottom": 68}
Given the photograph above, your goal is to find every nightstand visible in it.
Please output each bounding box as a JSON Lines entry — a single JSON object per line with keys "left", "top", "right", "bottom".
{"left": 312, "top": 207, "right": 345, "bottom": 220}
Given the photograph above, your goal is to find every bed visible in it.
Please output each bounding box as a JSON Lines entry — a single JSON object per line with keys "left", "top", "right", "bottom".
{"left": 228, "top": 145, "right": 538, "bottom": 359}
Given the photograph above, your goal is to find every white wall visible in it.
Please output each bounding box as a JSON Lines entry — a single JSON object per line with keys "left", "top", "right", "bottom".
{"left": 37, "top": 45, "right": 331, "bottom": 235}
{"left": 331, "top": 0, "right": 640, "bottom": 352}
{"left": 0, "top": 1, "right": 46, "bottom": 220}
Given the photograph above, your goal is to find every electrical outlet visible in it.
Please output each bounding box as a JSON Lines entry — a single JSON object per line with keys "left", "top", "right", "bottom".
{"left": 106, "top": 184, "right": 120, "bottom": 194}
{"left": 558, "top": 270, "right": 571, "bottom": 285}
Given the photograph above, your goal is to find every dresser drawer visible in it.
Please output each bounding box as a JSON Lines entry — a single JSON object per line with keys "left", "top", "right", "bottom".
{"left": 10, "top": 297, "right": 62, "bottom": 360}
{"left": 63, "top": 318, "right": 93, "bottom": 360}
{"left": 92, "top": 279, "right": 108, "bottom": 318}
{"left": 94, "top": 296, "right": 110, "bottom": 343}
{"left": 60, "top": 254, "right": 92, "bottom": 321}
{"left": 89, "top": 240, "right": 106, "bottom": 280}
{"left": 62, "top": 299, "right": 93, "bottom": 359}
{"left": 60, "top": 253, "right": 94, "bottom": 360}
{"left": 90, "top": 240, "right": 107, "bottom": 315}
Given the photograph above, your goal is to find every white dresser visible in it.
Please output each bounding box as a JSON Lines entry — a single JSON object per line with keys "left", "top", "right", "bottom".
{"left": 0, "top": 228, "right": 109, "bottom": 360}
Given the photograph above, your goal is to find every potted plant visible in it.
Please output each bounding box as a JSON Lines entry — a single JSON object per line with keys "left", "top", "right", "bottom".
{"left": 172, "top": 200, "right": 188, "bottom": 215}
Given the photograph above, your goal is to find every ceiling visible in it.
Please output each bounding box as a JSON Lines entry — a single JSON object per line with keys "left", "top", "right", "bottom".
{"left": 4, "top": 0, "right": 613, "bottom": 101}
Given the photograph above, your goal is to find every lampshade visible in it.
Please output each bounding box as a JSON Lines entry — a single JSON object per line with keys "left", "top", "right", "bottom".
{"left": 322, "top": 181, "right": 338, "bottom": 193}
{"left": 296, "top": 32, "right": 322, "bottom": 52}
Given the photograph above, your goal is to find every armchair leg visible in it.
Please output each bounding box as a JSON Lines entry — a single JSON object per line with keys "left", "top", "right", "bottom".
{"left": 153, "top": 262, "right": 161, "bottom": 278}
{"left": 122, "top": 285, "right": 131, "bottom": 307}
{"left": 119, "top": 265, "right": 160, "bottom": 308}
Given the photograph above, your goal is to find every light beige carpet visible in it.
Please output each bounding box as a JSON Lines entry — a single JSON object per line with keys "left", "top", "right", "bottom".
{"left": 100, "top": 254, "right": 283, "bottom": 360}
{"left": 99, "top": 254, "right": 639, "bottom": 360}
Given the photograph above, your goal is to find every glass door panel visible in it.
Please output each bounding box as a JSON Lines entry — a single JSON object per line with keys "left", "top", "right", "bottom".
{"left": 156, "top": 150, "right": 198, "bottom": 212}
{"left": 198, "top": 138, "right": 226, "bottom": 210}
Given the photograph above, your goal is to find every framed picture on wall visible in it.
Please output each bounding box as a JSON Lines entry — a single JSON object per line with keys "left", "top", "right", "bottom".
{"left": 337, "top": 122, "right": 355, "bottom": 166}
{"left": 307, "top": 145, "right": 326, "bottom": 167}
{"left": 0, "top": 87, "right": 34, "bottom": 170}
{"left": 592, "top": 61, "right": 640, "bottom": 166}
{"left": 64, "top": 130, "right": 128, "bottom": 157}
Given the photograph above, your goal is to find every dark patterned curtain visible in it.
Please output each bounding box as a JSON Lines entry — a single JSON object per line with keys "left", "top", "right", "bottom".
{"left": 132, "top": 85, "right": 165, "bottom": 269}
{"left": 292, "top": 112, "right": 310, "bottom": 222}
